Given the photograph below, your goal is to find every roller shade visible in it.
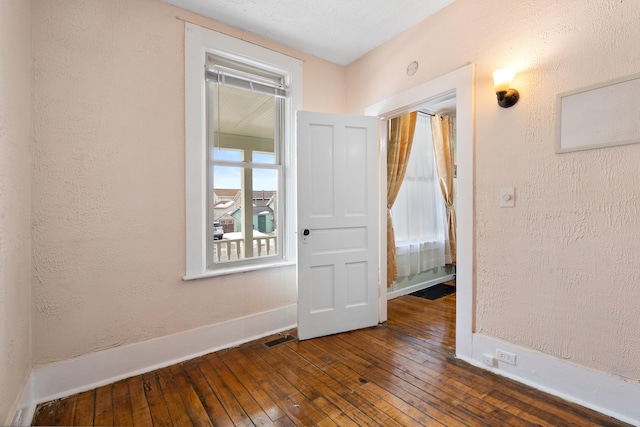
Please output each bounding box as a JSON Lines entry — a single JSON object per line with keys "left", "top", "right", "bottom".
{"left": 205, "top": 67, "right": 288, "bottom": 98}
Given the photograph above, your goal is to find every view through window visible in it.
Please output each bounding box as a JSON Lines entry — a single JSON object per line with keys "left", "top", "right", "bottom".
{"left": 207, "top": 63, "right": 284, "bottom": 265}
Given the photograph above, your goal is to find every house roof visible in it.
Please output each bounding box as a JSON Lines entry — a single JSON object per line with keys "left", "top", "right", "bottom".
{"left": 215, "top": 189, "right": 240, "bottom": 197}
{"left": 254, "top": 206, "right": 273, "bottom": 215}
{"left": 214, "top": 212, "right": 235, "bottom": 221}
{"left": 253, "top": 191, "right": 275, "bottom": 207}
{"left": 214, "top": 200, "right": 234, "bottom": 209}
{"left": 214, "top": 189, "right": 276, "bottom": 202}
{"left": 229, "top": 205, "right": 274, "bottom": 217}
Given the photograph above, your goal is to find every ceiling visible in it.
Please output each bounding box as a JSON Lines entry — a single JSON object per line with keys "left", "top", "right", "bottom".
{"left": 180, "top": 0, "right": 458, "bottom": 144}
{"left": 163, "top": 0, "right": 455, "bottom": 66}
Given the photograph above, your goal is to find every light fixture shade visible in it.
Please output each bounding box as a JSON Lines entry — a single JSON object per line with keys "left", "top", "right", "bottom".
{"left": 493, "top": 68, "right": 515, "bottom": 93}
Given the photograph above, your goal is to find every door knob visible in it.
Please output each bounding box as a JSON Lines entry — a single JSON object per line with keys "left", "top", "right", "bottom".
{"left": 303, "top": 229, "right": 310, "bottom": 236}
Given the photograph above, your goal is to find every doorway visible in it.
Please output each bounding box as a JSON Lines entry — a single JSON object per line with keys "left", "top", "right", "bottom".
{"left": 365, "top": 64, "right": 474, "bottom": 359}
{"left": 387, "top": 106, "right": 456, "bottom": 297}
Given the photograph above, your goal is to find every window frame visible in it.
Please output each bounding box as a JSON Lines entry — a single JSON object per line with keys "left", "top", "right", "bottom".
{"left": 184, "top": 23, "right": 302, "bottom": 280}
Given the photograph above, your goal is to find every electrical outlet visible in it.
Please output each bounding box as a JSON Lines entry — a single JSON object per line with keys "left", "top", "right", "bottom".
{"left": 482, "top": 353, "right": 496, "bottom": 367}
{"left": 496, "top": 349, "right": 517, "bottom": 365}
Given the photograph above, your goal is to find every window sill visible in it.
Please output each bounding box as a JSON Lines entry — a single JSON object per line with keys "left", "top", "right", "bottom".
{"left": 183, "top": 260, "right": 296, "bottom": 281}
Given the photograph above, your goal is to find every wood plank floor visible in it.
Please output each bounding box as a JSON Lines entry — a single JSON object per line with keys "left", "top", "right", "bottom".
{"left": 32, "top": 291, "right": 629, "bottom": 426}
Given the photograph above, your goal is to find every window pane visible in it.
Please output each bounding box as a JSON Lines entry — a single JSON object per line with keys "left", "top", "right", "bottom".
{"left": 211, "top": 84, "right": 276, "bottom": 163}
{"left": 211, "top": 148, "right": 242, "bottom": 161}
{"left": 212, "top": 167, "right": 279, "bottom": 263}
{"left": 252, "top": 168, "right": 278, "bottom": 192}
{"left": 215, "top": 150, "right": 275, "bottom": 165}
{"left": 208, "top": 73, "right": 283, "bottom": 267}
{"left": 213, "top": 165, "right": 241, "bottom": 190}
{"left": 253, "top": 152, "right": 275, "bottom": 164}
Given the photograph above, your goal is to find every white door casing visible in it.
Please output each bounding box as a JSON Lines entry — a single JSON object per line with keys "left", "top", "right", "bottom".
{"left": 365, "top": 63, "right": 474, "bottom": 358}
{"left": 297, "top": 111, "right": 379, "bottom": 340}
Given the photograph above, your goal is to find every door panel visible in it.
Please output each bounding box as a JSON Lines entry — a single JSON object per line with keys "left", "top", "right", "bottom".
{"left": 297, "top": 111, "right": 379, "bottom": 340}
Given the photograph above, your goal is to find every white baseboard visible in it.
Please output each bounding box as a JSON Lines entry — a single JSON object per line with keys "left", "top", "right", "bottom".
{"left": 5, "top": 378, "right": 31, "bottom": 427}
{"left": 386, "top": 274, "right": 455, "bottom": 300}
{"left": 13, "top": 304, "right": 297, "bottom": 426}
{"left": 461, "top": 333, "right": 640, "bottom": 426}
{"left": 12, "top": 305, "right": 638, "bottom": 426}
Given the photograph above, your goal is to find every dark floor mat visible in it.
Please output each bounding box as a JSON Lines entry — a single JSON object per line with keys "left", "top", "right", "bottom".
{"left": 409, "top": 283, "right": 456, "bottom": 300}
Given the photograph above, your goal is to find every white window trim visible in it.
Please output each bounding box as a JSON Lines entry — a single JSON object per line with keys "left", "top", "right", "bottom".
{"left": 184, "top": 23, "right": 302, "bottom": 280}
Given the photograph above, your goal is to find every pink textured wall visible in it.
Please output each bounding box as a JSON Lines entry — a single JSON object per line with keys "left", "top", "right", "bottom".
{"left": 0, "top": 0, "right": 32, "bottom": 423}
{"left": 27, "top": 0, "right": 640, "bottom": 390}
{"left": 347, "top": 0, "right": 640, "bottom": 381}
{"left": 31, "top": 0, "right": 346, "bottom": 366}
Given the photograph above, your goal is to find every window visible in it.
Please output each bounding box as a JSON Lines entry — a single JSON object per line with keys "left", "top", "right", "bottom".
{"left": 184, "top": 24, "right": 302, "bottom": 279}
{"left": 391, "top": 113, "right": 449, "bottom": 277}
{"left": 207, "top": 55, "right": 283, "bottom": 265}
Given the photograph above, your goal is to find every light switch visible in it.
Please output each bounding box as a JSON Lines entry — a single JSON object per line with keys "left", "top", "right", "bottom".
{"left": 500, "top": 188, "right": 515, "bottom": 208}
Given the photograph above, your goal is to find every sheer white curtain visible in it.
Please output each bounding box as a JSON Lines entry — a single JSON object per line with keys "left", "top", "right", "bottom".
{"left": 391, "top": 113, "right": 448, "bottom": 277}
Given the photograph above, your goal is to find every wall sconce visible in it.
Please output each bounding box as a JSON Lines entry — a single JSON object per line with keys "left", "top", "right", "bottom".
{"left": 493, "top": 68, "right": 519, "bottom": 108}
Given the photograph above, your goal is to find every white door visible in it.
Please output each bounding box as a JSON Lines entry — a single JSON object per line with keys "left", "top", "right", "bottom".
{"left": 297, "top": 111, "right": 379, "bottom": 340}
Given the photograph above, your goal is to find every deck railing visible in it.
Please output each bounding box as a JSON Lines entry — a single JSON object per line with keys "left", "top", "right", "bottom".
{"left": 213, "top": 236, "right": 277, "bottom": 262}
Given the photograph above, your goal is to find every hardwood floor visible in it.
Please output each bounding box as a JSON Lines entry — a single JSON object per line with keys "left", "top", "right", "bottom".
{"left": 32, "top": 292, "right": 629, "bottom": 426}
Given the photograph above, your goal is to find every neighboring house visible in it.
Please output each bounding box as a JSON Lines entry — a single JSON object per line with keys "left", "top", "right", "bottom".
{"left": 213, "top": 189, "right": 277, "bottom": 234}
{"left": 230, "top": 205, "right": 275, "bottom": 233}
{"left": 215, "top": 213, "right": 235, "bottom": 234}
{"left": 213, "top": 188, "right": 239, "bottom": 204}
{"left": 252, "top": 190, "right": 275, "bottom": 208}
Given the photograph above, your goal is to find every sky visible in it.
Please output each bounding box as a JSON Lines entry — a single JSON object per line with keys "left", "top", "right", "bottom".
{"left": 213, "top": 149, "right": 278, "bottom": 190}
